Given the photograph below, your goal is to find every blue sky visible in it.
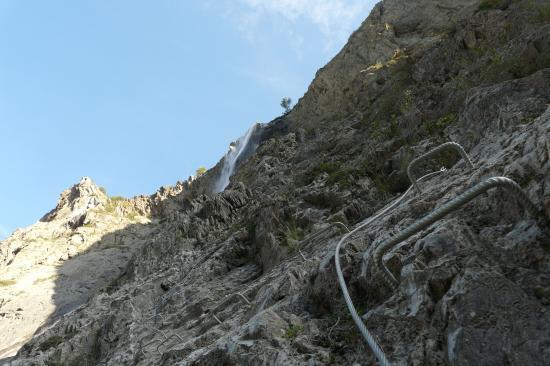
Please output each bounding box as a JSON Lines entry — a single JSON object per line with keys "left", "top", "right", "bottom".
{"left": 0, "top": 0, "right": 376, "bottom": 239}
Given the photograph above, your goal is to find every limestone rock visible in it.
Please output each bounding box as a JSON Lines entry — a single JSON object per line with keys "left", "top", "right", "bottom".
{"left": 2, "top": 0, "right": 550, "bottom": 365}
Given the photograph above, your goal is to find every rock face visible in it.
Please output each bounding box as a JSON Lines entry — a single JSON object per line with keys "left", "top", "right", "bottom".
{"left": 0, "top": 178, "right": 154, "bottom": 359}
{"left": 1, "top": 0, "right": 550, "bottom": 365}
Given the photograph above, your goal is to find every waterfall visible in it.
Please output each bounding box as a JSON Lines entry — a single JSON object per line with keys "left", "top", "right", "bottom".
{"left": 214, "top": 123, "right": 260, "bottom": 193}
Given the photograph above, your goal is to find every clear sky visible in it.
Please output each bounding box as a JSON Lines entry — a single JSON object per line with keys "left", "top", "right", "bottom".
{"left": 0, "top": 0, "right": 376, "bottom": 239}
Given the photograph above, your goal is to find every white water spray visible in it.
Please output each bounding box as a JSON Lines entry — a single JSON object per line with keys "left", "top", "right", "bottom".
{"left": 214, "top": 124, "right": 259, "bottom": 192}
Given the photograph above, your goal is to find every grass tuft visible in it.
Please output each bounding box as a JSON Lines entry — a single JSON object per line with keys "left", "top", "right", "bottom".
{"left": 0, "top": 279, "right": 16, "bottom": 287}
{"left": 34, "top": 274, "right": 59, "bottom": 285}
{"left": 284, "top": 324, "right": 304, "bottom": 339}
{"left": 535, "top": 4, "right": 550, "bottom": 21}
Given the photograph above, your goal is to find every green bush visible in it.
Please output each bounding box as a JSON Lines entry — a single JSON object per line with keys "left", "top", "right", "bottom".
{"left": 196, "top": 166, "right": 207, "bottom": 177}
{"left": 285, "top": 226, "right": 304, "bottom": 242}
{"left": 373, "top": 176, "right": 391, "bottom": 194}
{"left": 39, "top": 335, "right": 64, "bottom": 351}
{"left": 103, "top": 202, "right": 116, "bottom": 214}
{"left": 478, "top": 0, "right": 507, "bottom": 11}
{"left": 284, "top": 324, "right": 304, "bottom": 338}
{"left": 247, "top": 223, "right": 256, "bottom": 238}
{"left": 424, "top": 113, "right": 457, "bottom": 136}
{"left": 362, "top": 159, "right": 391, "bottom": 194}
{"left": 283, "top": 220, "right": 306, "bottom": 247}
{"left": 304, "top": 162, "right": 357, "bottom": 188}
{"left": 315, "top": 162, "right": 338, "bottom": 175}
{"left": 280, "top": 97, "right": 292, "bottom": 114}
{"left": 535, "top": 4, "right": 550, "bottom": 22}
{"left": 304, "top": 162, "right": 338, "bottom": 184}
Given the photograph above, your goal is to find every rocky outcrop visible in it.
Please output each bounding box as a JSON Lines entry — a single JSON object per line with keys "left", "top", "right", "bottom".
{"left": 40, "top": 177, "right": 108, "bottom": 223}
{"left": 0, "top": 178, "right": 153, "bottom": 359}
{"left": 1, "top": 0, "right": 550, "bottom": 365}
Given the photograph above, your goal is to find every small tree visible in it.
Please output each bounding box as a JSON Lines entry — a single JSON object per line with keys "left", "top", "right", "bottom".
{"left": 280, "top": 97, "right": 292, "bottom": 114}
{"left": 196, "top": 166, "right": 207, "bottom": 177}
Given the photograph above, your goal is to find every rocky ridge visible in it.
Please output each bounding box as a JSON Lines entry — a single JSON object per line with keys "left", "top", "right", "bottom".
{"left": 0, "top": 177, "right": 155, "bottom": 358}
{"left": 1, "top": 0, "right": 550, "bottom": 365}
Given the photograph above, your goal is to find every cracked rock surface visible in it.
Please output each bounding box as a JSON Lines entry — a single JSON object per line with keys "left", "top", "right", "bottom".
{"left": 1, "top": 0, "right": 550, "bottom": 365}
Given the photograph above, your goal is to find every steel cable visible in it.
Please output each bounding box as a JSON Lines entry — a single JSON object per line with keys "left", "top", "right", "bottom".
{"left": 373, "top": 176, "right": 544, "bottom": 289}
{"left": 407, "top": 142, "right": 474, "bottom": 193}
{"left": 335, "top": 168, "right": 446, "bottom": 366}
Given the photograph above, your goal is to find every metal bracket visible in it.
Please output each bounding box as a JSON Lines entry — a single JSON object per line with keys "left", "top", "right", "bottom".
{"left": 407, "top": 142, "right": 474, "bottom": 194}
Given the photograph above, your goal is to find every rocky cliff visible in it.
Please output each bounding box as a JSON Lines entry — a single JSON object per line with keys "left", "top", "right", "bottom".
{"left": 1, "top": 0, "right": 550, "bottom": 365}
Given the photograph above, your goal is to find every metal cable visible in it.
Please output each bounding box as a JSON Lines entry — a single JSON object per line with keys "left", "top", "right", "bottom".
{"left": 156, "top": 333, "right": 185, "bottom": 355}
{"left": 373, "top": 176, "right": 544, "bottom": 289}
{"left": 211, "top": 292, "right": 252, "bottom": 323}
{"left": 407, "top": 142, "right": 474, "bottom": 194}
{"left": 140, "top": 339, "right": 162, "bottom": 357}
{"left": 335, "top": 168, "right": 445, "bottom": 366}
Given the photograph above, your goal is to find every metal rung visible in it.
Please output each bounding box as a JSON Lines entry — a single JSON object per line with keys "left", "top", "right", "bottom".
{"left": 210, "top": 292, "right": 253, "bottom": 325}
{"left": 156, "top": 333, "right": 185, "bottom": 355}
{"left": 140, "top": 339, "right": 162, "bottom": 357}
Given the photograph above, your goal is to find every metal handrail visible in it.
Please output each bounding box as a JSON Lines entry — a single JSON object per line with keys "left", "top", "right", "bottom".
{"left": 407, "top": 142, "right": 474, "bottom": 193}
{"left": 140, "top": 339, "right": 162, "bottom": 357}
{"left": 232, "top": 292, "right": 251, "bottom": 305}
{"left": 211, "top": 292, "right": 252, "bottom": 323}
{"left": 335, "top": 168, "right": 446, "bottom": 366}
{"left": 153, "top": 240, "right": 230, "bottom": 313}
{"left": 143, "top": 325, "right": 168, "bottom": 340}
{"left": 156, "top": 333, "right": 185, "bottom": 355}
{"left": 373, "top": 176, "right": 543, "bottom": 289}
{"left": 152, "top": 219, "right": 348, "bottom": 321}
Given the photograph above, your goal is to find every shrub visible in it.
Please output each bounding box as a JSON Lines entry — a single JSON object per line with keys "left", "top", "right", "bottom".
{"left": 280, "top": 97, "right": 293, "bottom": 114}
{"left": 247, "top": 223, "right": 256, "bottom": 238}
{"left": 424, "top": 113, "right": 457, "bottom": 136}
{"left": 0, "top": 279, "right": 16, "bottom": 287}
{"left": 103, "top": 203, "right": 115, "bottom": 214}
{"left": 285, "top": 226, "right": 304, "bottom": 242}
{"left": 478, "top": 0, "right": 507, "bottom": 11}
{"left": 302, "top": 161, "right": 359, "bottom": 189}
{"left": 34, "top": 274, "right": 58, "bottom": 285}
{"left": 284, "top": 324, "right": 304, "bottom": 338}
{"left": 39, "top": 335, "right": 64, "bottom": 351}
{"left": 196, "top": 166, "right": 207, "bottom": 177}
{"left": 373, "top": 176, "right": 391, "bottom": 194}
{"left": 327, "top": 169, "right": 355, "bottom": 187}
{"left": 399, "top": 89, "right": 414, "bottom": 114}
{"left": 535, "top": 4, "right": 550, "bottom": 22}
{"left": 304, "top": 162, "right": 338, "bottom": 184}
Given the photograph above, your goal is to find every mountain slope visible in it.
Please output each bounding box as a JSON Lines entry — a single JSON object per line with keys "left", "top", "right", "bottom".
{"left": 0, "top": 177, "right": 155, "bottom": 358}
{"left": 2, "top": 0, "right": 550, "bottom": 365}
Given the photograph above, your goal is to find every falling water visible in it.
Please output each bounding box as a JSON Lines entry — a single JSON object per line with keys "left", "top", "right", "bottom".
{"left": 214, "top": 123, "right": 260, "bottom": 192}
